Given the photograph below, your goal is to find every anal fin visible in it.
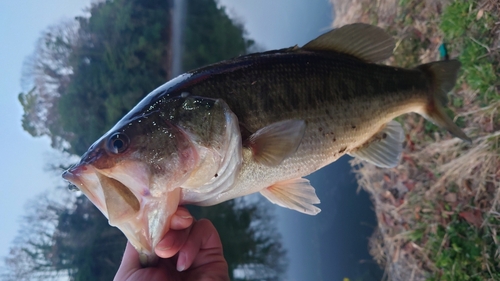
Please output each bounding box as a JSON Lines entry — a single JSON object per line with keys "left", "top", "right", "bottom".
{"left": 260, "top": 178, "right": 321, "bottom": 215}
{"left": 348, "top": 120, "right": 405, "bottom": 168}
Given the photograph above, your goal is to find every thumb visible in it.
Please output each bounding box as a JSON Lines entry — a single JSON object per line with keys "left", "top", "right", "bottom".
{"left": 114, "top": 242, "right": 141, "bottom": 281}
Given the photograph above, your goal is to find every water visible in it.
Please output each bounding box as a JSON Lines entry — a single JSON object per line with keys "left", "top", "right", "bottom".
{"left": 170, "top": 0, "right": 384, "bottom": 279}
{"left": 273, "top": 156, "right": 383, "bottom": 281}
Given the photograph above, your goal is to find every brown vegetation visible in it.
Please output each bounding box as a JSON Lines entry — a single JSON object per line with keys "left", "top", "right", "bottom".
{"left": 331, "top": 0, "right": 500, "bottom": 279}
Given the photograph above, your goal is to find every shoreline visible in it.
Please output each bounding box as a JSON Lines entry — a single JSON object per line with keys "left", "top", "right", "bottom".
{"left": 330, "top": 0, "right": 500, "bottom": 279}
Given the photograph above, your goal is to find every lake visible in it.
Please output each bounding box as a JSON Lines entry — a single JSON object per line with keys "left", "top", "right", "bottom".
{"left": 172, "top": 0, "right": 384, "bottom": 279}
{"left": 273, "top": 156, "right": 383, "bottom": 281}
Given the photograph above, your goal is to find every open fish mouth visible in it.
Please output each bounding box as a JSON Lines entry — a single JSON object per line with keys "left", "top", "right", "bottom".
{"left": 62, "top": 164, "right": 180, "bottom": 266}
{"left": 62, "top": 165, "right": 109, "bottom": 216}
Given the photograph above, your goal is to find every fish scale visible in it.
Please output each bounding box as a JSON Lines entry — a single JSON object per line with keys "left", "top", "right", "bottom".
{"left": 62, "top": 23, "right": 470, "bottom": 266}
{"left": 175, "top": 52, "right": 425, "bottom": 190}
{"left": 184, "top": 53, "right": 427, "bottom": 127}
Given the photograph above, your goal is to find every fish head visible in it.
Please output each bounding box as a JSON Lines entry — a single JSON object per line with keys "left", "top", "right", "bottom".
{"left": 62, "top": 94, "right": 240, "bottom": 265}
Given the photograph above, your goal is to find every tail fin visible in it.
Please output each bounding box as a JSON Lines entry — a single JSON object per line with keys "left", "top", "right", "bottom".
{"left": 416, "top": 60, "right": 471, "bottom": 143}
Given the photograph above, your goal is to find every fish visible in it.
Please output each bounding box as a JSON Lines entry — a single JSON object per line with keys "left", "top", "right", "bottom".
{"left": 62, "top": 23, "right": 470, "bottom": 266}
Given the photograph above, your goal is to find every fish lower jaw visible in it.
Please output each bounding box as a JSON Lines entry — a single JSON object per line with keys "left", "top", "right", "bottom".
{"left": 113, "top": 208, "right": 163, "bottom": 267}
{"left": 122, "top": 188, "right": 182, "bottom": 266}
{"left": 108, "top": 207, "right": 154, "bottom": 247}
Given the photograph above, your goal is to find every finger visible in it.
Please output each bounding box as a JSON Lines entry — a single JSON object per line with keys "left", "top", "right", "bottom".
{"left": 155, "top": 226, "right": 192, "bottom": 258}
{"left": 114, "top": 242, "right": 140, "bottom": 281}
{"left": 176, "top": 219, "right": 224, "bottom": 272}
{"left": 155, "top": 207, "right": 194, "bottom": 258}
{"left": 170, "top": 206, "right": 193, "bottom": 230}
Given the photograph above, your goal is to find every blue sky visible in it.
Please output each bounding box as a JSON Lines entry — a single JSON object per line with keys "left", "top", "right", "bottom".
{"left": 218, "top": 0, "right": 334, "bottom": 49}
{"left": 0, "top": 0, "right": 92, "bottom": 264}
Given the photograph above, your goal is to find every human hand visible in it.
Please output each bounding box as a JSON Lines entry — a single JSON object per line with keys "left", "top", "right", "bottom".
{"left": 114, "top": 207, "right": 229, "bottom": 281}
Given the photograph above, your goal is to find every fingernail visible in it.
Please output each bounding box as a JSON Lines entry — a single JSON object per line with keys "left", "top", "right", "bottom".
{"left": 171, "top": 214, "right": 193, "bottom": 229}
{"left": 176, "top": 208, "right": 192, "bottom": 219}
{"left": 172, "top": 214, "right": 192, "bottom": 223}
{"left": 156, "top": 240, "right": 172, "bottom": 251}
{"left": 177, "top": 252, "right": 186, "bottom": 271}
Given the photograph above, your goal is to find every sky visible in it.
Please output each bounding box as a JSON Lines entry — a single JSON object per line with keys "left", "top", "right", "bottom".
{"left": 0, "top": 0, "right": 338, "bottom": 278}
{"left": 0, "top": 0, "right": 92, "bottom": 265}
{"left": 218, "top": 0, "right": 334, "bottom": 49}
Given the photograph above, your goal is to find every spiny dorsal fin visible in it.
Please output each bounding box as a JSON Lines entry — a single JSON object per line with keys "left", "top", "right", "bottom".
{"left": 249, "top": 120, "right": 306, "bottom": 166}
{"left": 260, "top": 178, "right": 321, "bottom": 215}
{"left": 302, "top": 23, "right": 395, "bottom": 63}
{"left": 348, "top": 120, "right": 405, "bottom": 168}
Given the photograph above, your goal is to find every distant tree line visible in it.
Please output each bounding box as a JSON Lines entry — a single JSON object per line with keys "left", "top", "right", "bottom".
{"left": 8, "top": 0, "right": 286, "bottom": 280}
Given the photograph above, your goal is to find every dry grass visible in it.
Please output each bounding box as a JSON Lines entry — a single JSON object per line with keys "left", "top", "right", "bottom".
{"left": 331, "top": 0, "right": 500, "bottom": 280}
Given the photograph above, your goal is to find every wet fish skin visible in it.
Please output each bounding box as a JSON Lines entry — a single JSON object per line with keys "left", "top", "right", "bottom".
{"left": 62, "top": 23, "right": 469, "bottom": 266}
{"left": 172, "top": 51, "right": 463, "bottom": 205}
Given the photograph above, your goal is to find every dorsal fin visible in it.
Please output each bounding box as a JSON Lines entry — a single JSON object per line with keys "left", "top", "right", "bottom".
{"left": 302, "top": 23, "right": 395, "bottom": 63}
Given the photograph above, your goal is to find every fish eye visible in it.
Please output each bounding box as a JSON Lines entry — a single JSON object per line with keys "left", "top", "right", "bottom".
{"left": 107, "top": 132, "right": 129, "bottom": 154}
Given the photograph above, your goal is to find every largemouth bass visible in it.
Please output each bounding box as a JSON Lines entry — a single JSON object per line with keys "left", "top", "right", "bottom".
{"left": 62, "top": 23, "right": 470, "bottom": 265}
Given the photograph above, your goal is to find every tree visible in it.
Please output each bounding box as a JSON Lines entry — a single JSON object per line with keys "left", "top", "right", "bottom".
{"left": 2, "top": 191, "right": 126, "bottom": 281}
{"left": 182, "top": 0, "right": 255, "bottom": 71}
{"left": 3, "top": 193, "right": 72, "bottom": 281}
{"left": 19, "top": 0, "right": 172, "bottom": 155}
{"left": 57, "top": 0, "right": 173, "bottom": 155}
{"left": 19, "top": 0, "right": 257, "bottom": 156}
{"left": 10, "top": 0, "right": 286, "bottom": 280}
{"left": 51, "top": 195, "right": 126, "bottom": 281}
{"left": 18, "top": 20, "right": 79, "bottom": 151}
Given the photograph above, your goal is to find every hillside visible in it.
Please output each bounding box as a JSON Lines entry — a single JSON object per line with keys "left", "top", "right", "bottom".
{"left": 330, "top": 0, "right": 500, "bottom": 280}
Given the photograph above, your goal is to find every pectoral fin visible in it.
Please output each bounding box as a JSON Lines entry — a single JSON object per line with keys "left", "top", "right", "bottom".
{"left": 249, "top": 120, "right": 306, "bottom": 166}
{"left": 349, "top": 120, "right": 405, "bottom": 168}
{"left": 260, "top": 178, "right": 321, "bottom": 215}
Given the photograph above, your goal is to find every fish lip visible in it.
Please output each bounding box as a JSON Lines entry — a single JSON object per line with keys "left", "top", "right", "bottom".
{"left": 62, "top": 164, "right": 87, "bottom": 188}
{"left": 61, "top": 169, "right": 75, "bottom": 181}
{"left": 62, "top": 170, "right": 79, "bottom": 190}
{"left": 62, "top": 163, "right": 110, "bottom": 216}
